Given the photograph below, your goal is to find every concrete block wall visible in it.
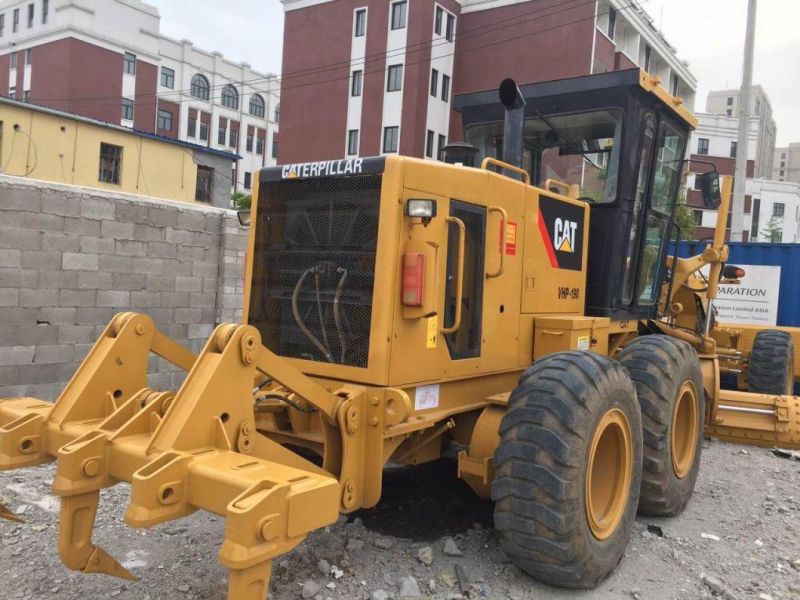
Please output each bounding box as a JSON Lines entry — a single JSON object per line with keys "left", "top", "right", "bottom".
{"left": 0, "top": 175, "right": 247, "bottom": 400}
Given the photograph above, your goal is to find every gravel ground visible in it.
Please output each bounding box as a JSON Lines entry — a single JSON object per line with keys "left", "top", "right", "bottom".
{"left": 1, "top": 439, "right": 799, "bottom": 600}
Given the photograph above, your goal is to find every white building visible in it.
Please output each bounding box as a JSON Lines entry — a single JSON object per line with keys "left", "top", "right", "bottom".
{"left": 0, "top": 0, "right": 279, "bottom": 196}
{"left": 747, "top": 180, "right": 800, "bottom": 243}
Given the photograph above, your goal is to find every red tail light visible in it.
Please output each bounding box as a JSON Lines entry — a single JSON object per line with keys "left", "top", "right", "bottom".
{"left": 402, "top": 252, "right": 425, "bottom": 307}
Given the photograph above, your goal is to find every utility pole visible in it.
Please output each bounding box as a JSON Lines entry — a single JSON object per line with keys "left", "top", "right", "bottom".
{"left": 731, "top": 0, "right": 757, "bottom": 242}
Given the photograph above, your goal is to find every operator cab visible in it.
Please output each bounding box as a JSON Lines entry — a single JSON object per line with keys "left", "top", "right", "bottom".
{"left": 454, "top": 69, "right": 696, "bottom": 321}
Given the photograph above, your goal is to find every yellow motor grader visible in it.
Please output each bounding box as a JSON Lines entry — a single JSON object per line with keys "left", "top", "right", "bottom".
{"left": 1, "top": 68, "right": 799, "bottom": 597}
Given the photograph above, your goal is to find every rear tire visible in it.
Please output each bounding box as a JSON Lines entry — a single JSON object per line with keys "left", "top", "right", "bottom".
{"left": 493, "top": 352, "right": 643, "bottom": 588}
{"left": 749, "top": 330, "right": 795, "bottom": 395}
{"left": 618, "top": 335, "right": 704, "bottom": 517}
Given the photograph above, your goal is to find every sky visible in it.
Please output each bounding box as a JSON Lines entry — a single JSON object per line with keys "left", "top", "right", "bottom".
{"left": 148, "top": 0, "right": 800, "bottom": 146}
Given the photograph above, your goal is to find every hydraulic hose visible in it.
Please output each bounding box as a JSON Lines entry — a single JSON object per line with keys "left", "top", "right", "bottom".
{"left": 333, "top": 267, "right": 348, "bottom": 363}
{"left": 291, "top": 267, "right": 334, "bottom": 363}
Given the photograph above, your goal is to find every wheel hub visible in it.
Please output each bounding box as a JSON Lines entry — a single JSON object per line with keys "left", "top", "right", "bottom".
{"left": 585, "top": 408, "right": 633, "bottom": 540}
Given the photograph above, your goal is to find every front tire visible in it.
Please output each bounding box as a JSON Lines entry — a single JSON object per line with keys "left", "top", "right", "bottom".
{"left": 492, "top": 352, "right": 643, "bottom": 588}
{"left": 618, "top": 335, "right": 704, "bottom": 517}
{"left": 749, "top": 330, "right": 795, "bottom": 395}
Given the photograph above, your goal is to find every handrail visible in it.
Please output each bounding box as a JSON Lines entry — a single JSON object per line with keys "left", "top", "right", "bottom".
{"left": 442, "top": 216, "right": 466, "bottom": 335}
{"left": 486, "top": 206, "right": 508, "bottom": 279}
{"left": 480, "top": 157, "right": 530, "bottom": 185}
{"left": 544, "top": 178, "right": 572, "bottom": 197}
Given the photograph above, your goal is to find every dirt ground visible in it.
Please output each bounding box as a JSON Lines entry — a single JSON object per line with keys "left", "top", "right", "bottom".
{"left": 1, "top": 438, "right": 799, "bottom": 600}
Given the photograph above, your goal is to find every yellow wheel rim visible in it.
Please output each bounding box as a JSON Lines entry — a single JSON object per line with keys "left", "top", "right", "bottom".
{"left": 585, "top": 408, "right": 633, "bottom": 541}
{"left": 671, "top": 381, "right": 699, "bottom": 479}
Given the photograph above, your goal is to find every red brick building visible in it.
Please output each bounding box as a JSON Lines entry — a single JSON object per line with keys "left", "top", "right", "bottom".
{"left": 279, "top": 0, "right": 696, "bottom": 163}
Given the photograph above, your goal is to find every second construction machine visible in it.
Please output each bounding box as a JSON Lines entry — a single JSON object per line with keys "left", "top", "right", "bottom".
{"left": 1, "top": 68, "right": 799, "bottom": 597}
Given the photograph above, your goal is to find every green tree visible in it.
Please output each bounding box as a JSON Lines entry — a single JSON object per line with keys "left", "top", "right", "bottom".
{"left": 671, "top": 188, "right": 696, "bottom": 241}
{"left": 761, "top": 216, "right": 783, "bottom": 242}
{"left": 232, "top": 191, "right": 251, "bottom": 210}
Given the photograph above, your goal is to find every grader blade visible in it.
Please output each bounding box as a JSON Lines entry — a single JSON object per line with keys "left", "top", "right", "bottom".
{"left": 0, "top": 313, "right": 341, "bottom": 599}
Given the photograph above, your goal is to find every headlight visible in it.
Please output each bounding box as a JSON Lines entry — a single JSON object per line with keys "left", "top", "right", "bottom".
{"left": 406, "top": 199, "right": 437, "bottom": 218}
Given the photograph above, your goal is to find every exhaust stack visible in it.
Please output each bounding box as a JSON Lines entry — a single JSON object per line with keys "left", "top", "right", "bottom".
{"left": 499, "top": 78, "right": 526, "bottom": 175}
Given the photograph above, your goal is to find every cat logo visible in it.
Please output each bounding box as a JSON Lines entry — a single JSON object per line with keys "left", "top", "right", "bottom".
{"left": 553, "top": 218, "right": 578, "bottom": 253}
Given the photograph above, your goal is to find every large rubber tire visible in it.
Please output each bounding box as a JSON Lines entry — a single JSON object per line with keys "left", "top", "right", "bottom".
{"left": 492, "top": 351, "right": 643, "bottom": 589}
{"left": 617, "top": 336, "right": 704, "bottom": 517}
{"left": 749, "top": 330, "right": 795, "bottom": 395}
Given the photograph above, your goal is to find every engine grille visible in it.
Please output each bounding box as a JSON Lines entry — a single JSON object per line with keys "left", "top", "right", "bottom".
{"left": 248, "top": 173, "right": 382, "bottom": 368}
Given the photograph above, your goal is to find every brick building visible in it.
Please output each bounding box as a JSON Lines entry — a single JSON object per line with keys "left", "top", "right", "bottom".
{"left": 0, "top": 0, "right": 280, "bottom": 194}
{"left": 279, "top": 0, "right": 696, "bottom": 164}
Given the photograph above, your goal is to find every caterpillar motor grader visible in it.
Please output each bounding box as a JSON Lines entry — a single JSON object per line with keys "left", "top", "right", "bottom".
{"left": 1, "top": 68, "right": 799, "bottom": 597}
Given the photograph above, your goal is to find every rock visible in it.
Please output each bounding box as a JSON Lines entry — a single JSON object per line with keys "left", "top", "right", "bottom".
{"left": 417, "top": 546, "right": 433, "bottom": 566}
{"left": 374, "top": 537, "right": 394, "bottom": 550}
{"left": 443, "top": 537, "right": 462, "bottom": 556}
{"left": 428, "top": 579, "right": 436, "bottom": 593}
{"left": 301, "top": 581, "right": 321, "bottom": 598}
{"left": 757, "top": 594, "right": 774, "bottom": 600}
{"left": 346, "top": 538, "right": 364, "bottom": 552}
{"left": 755, "top": 539, "right": 764, "bottom": 547}
{"left": 446, "top": 594, "right": 465, "bottom": 600}
{"left": 630, "top": 587, "right": 642, "bottom": 599}
{"left": 701, "top": 533, "right": 720, "bottom": 542}
{"left": 792, "top": 559, "right": 800, "bottom": 571}
{"left": 700, "top": 573, "right": 740, "bottom": 600}
{"left": 330, "top": 566, "right": 344, "bottom": 579}
{"left": 317, "top": 559, "right": 331, "bottom": 576}
{"left": 371, "top": 591, "right": 390, "bottom": 600}
{"left": 176, "top": 584, "right": 190, "bottom": 593}
{"left": 398, "top": 576, "right": 421, "bottom": 598}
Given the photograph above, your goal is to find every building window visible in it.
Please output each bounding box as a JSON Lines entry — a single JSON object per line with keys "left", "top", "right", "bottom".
{"left": 157, "top": 109, "right": 172, "bottom": 131}
{"left": 25, "top": 48, "right": 31, "bottom": 65}
{"left": 191, "top": 74, "right": 210, "bottom": 100}
{"left": 160, "top": 66, "right": 174, "bottom": 89}
{"left": 249, "top": 94, "right": 265, "bottom": 118}
{"left": 196, "top": 166, "right": 213, "bottom": 203}
{"left": 390, "top": 0, "right": 407, "bottom": 30}
{"left": 726, "top": 109, "right": 732, "bottom": 116}
{"left": 230, "top": 128, "right": 238, "bottom": 149}
{"left": 243, "top": 171, "right": 252, "bottom": 190}
{"left": 670, "top": 73, "right": 679, "bottom": 96}
{"left": 430, "top": 68, "right": 438, "bottom": 97}
{"left": 274, "top": 103, "right": 280, "bottom": 123}
{"left": 221, "top": 85, "right": 238, "bottom": 109}
{"left": 272, "top": 140, "right": 278, "bottom": 158}
{"left": 0, "top": 14, "right": 5, "bottom": 36}
{"left": 727, "top": 96, "right": 734, "bottom": 106}
{"left": 123, "top": 52, "right": 136, "bottom": 75}
{"left": 441, "top": 74, "right": 450, "bottom": 101}
{"left": 10, "top": 52, "right": 17, "bottom": 69}
{"left": 781, "top": 160, "right": 785, "bottom": 167}
{"left": 437, "top": 134, "right": 446, "bottom": 160}
{"left": 780, "top": 170, "right": 785, "bottom": 178}
{"left": 13, "top": 8, "right": 19, "bottom": 33}
{"left": 23, "top": 90, "right": 30, "bottom": 102}
{"left": 435, "top": 6, "right": 443, "bottom": 35}
{"left": 187, "top": 115, "right": 197, "bottom": 137}
{"left": 383, "top": 126, "right": 399, "bottom": 153}
{"left": 199, "top": 120, "right": 208, "bottom": 142}
{"left": 256, "top": 135, "right": 264, "bottom": 155}
{"left": 41, "top": 0, "right": 48, "bottom": 24}
{"left": 644, "top": 45, "right": 651, "bottom": 72}
{"left": 693, "top": 210, "right": 703, "bottom": 226}
{"left": 351, "top": 70, "right": 363, "bottom": 96}
{"left": 354, "top": 8, "right": 366, "bottom": 37}
{"left": 697, "top": 138, "right": 709, "bottom": 155}
{"left": 121, "top": 98, "right": 134, "bottom": 121}
{"left": 27, "top": 3, "right": 33, "bottom": 28}
{"left": 773, "top": 203, "right": 785, "bottom": 218}
{"left": 347, "top": 129, "right": 359, "bottom": 155}
{"left": 8, "top": 87, "right": 15, "bottom": 99}
{"left": 218, "top": 120, "right": 227, "bottom": 145}
{"left": 426, "top": 130, "right": 434, "bottom": 158}
{"left": 98, "top": 143, "right": 122, "bottom": 184}
{"left": 246, "top": 133, "right": 254, "bottom": 152}
{"left": 607, "top": 6, "right": 616, "bottom": 39}
{"left": 730, "top": 141, "right": 737, "bottom": 158}
{"left": 387, "top": 64, "right": 403, "bottom": 92}
{"left": 446, "top": 14, "right": 455, "bottom": 41}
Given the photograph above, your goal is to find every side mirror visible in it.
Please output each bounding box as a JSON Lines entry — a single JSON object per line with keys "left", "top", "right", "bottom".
{"left": 696, "top": 172, "right": 721, "bottom": 209}
{"left": 237, "top": 210, "right": 251, "bottom": 227}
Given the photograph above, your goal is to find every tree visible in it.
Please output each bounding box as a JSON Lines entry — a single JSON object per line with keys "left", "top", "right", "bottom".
{"left": 232, "top": 191, "right": 251, "bottom": 210}
{"left": 671, "top": 187, "right": 696, "bottom": 241}
{"left": 761, "top": 216, "right": 783, "bottom": 242}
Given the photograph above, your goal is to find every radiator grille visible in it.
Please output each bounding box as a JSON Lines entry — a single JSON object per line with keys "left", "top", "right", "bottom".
{"left": 248, "top": 173, "right": 382, "bottom": 368}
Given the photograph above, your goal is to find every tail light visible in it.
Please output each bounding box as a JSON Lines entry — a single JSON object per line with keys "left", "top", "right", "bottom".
{"left": 402, "top": 252, "right": 425, "bottom": 307}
